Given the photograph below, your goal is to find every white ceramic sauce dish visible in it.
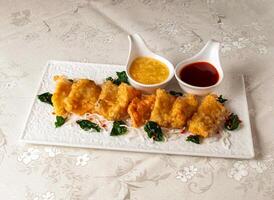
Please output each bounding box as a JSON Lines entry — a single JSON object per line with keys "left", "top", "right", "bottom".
{"left": 175, "top": 40, "right": 223, "bottom": 95}
{"left": 125, "top": 34, "right": 175, "bottom": 93}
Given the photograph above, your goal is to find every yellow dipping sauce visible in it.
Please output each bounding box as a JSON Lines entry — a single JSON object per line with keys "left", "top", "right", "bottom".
{"left": 129, "top": 57, "right": 169, "bottom": 84}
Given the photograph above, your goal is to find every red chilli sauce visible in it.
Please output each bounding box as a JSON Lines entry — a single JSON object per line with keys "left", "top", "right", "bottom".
{"left": 179, "top": 62, "right": 219, "bottom": 87}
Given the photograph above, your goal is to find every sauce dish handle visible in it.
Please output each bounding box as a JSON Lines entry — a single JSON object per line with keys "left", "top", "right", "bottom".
{"left": 195, "top": 39, "right": 220, "bottom": 61}
{"left": 128, "top": 34, "right": 152, "bottom": 57}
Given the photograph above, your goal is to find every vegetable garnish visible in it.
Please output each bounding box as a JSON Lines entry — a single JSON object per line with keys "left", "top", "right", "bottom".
{"left": 169, "top": 91, "right": 183, "bottom": 97}
{"left": 144, "top": 121, "right": 164, "bottom": 142}
{"left": 110, "top": 121, "right": 128, "bottom": 136}
{"left": 76, "top": 120, "right": 101, "bottom": 132}
{"left": 55, "top": 116, "right": 66, "bottom": 128}
{"left": 186, "top": 135, "right": 200, "bottom": 144}
{"left": 106, "top": 77, "right": 114, "bottom": 82}
{"left": 225, "top": 113, "right": 241, "bottom": 131}
{"left": 37, "top": 92, "right": 53, "bottom": 105}
{"left": 106, "top": 71, "right": 129, "bottom": 85}
{"left": 217, "top": 95, "right": 227, "bottom": 104}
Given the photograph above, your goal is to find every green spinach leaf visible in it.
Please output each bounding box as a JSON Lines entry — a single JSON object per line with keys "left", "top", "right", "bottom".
{"left": 217, "top": 95, "right": 227, "bottom": 104}
{"left": 110, "top": 121, "right": 127, "bottom": 136}
{"left": 186, "top": 135, "right": 200, "bottom": 144}
{"left": 106, "top": 71, "right": 129, "bottom": 85}
{"left": 169, "top": 90, "right": 183, "bottom": 97}
{"left": 225, "top": 113, "right": 241, "bottom": 131}
{"left": 37, "top": 92, "right": 53, "bottom": 105}
{"left": 144, "top": 121, "right": 164, "bottom": 142}
{"left": 106, "top": 77, "right": 114, "bottom": 82}
{"left": 55, "top": 116, "right": 66, "bottom": 128}
{"left": 76, "top": 120, "right": 101, "bottom": 132}
{"left": 116, "top": 71, "right": 129, "bottom": 84}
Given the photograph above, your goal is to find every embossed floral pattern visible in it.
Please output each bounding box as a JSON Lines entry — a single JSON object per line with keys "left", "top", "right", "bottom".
{"left": 32, "top": 192, "right": 55, "bottom": 200}
{"left": 17, "top": 148, "right": 40, "bottom": 165}
{"left": 44, "top": 147, "right": 61, "bottom": 157}
{"left": 228, "top": 161, "right": 249, "bottom": 181}
{"left": 41, "top": 192, "right": 55, "bottom": 200}
{"left": 11, "top": 10, "right": 31, "bottom": 26}
{"left": 249, "top": 160, "right": 267, "bottom": 173}
{"left": 75, "top": 153, "right": 90, "bottom": 166}
{"left": 176, "top": 165, "right": 198, "bottom": 182}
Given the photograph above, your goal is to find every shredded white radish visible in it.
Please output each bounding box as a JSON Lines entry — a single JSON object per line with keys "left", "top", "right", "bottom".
{"left": 82, "top": 113, "right": 110, "bottom": 131}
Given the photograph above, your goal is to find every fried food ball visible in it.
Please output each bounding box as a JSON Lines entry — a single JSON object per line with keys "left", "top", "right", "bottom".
{"left": 128, "top": 95, "right": 156, "bottom": 127}
{"left": 64, "top": 79, "right": 101, "bottom": 115}
{"left": 169, "top": 94, "right": 199, "bottom": 128}
{"left": 188, "top": 94, "right": 228, "bottom": 137}
{"left": 95, "top": 81, "right": 141, "bottom": 120}
{"left": 52, "top": 76, "right": 73, "bottom": 117}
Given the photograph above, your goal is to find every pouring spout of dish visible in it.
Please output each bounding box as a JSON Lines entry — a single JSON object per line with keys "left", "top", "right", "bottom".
{"left": 175, "top": 40, "right": 223, "bottom": 96}
{"left": 126, "top": 34, "right": 175, "bottom": 93}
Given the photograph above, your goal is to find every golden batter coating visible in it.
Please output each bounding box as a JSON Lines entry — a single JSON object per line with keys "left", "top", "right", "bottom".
{"left": 95, "top": 81, "right": 141, "bottom": 120}
{"left": 94, "top": 81, "right": 118, "bottom": 118}
{"left": 188, "top": 94, "right": 228, "bottom": 137}
{"left": 52, "top": 76, "right": 73, "bottom": 117}
{"left": 128, "top": 95, "right": 156, "bottom": 127}
{"left": 109, "top": 83, "right": 141, "bottom": 120}
{"left": 64, "top": 79, "right": 101, "bottom": 115}
{"left": 150, "top": 89, "right": 176, "bottom": 127}
{"left": 169, "top": 94, "right": 199, "bottom": 128}
{"left": 150, "top": 90, "right": 198, "bottom": 128}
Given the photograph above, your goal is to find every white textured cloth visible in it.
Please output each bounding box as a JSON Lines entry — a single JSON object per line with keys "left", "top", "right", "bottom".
{"left": 0, "top": 0, "right": 273, "bottom": 199}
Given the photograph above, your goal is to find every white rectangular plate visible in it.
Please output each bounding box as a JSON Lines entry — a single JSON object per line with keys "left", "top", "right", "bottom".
{"left": 20, "top": 60, "right": 254, "bottom": 159}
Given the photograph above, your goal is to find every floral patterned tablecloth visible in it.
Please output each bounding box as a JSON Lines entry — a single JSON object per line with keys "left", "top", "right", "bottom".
{"left": 0, "top": 0, "right": 273, "bottom": 199}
